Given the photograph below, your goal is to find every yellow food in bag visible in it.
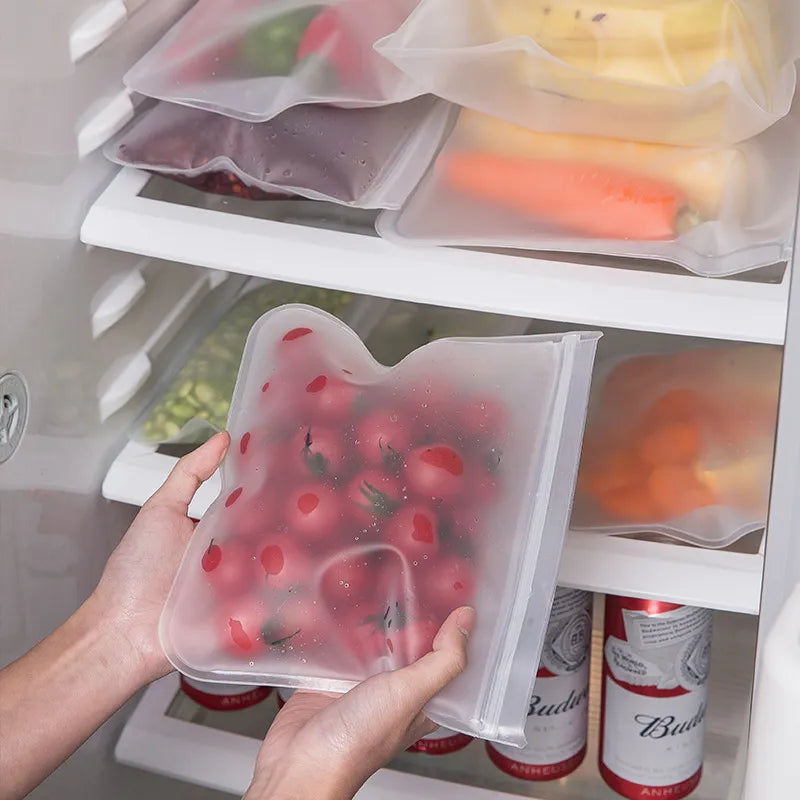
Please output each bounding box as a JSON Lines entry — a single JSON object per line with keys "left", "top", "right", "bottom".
{"left": 493, "top": 0, "right": 769, "bottom": 89}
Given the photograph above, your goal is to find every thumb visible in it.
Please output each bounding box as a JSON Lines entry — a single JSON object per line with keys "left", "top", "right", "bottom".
{"left": 146, "top": 431, "right": 230, "bottom": 513}
{"left": 391, "top": 606, "right": 476, "bottom": 707}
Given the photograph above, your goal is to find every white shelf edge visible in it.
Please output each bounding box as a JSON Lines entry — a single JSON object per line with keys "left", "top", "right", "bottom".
{"left": 117, "top": 674, "right": 537, "bottom": 800}
{"left": 81, "top": 168, "right": 789, "bottom": 345}
{"left": 103, "top": 441, "right": 763, "bottom": 615}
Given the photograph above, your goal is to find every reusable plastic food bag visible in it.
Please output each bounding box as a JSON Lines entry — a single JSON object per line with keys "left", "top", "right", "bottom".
{"left": 137, "top": 282, "right": 360, "bottom": 445}
{"left": 376, "top": 0, "right": 797, "bottom": 147}
{"left": 377, "top": 106, "right": 800, "bottom": 277}
{"left": 107, "top": 96, "right": 454, "bottom": 208}
{"left": 125, "top": 0, "right": 424, "bottom": 122}
{"left": 160, "top": 305, "right": 600, "bottom": 744}
{"left": 573, "top": 345, "right": 781, "bottom": 548}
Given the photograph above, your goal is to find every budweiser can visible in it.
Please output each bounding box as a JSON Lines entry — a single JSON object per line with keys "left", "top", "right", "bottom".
{"left": 487, "top": 588, "right": 593, "bottom": 781}
{"left": 600, "top": 596, "right": 712, "bottom": 800}
{"left": 179, "top": 676, "right": 272, "bottom": 711}
{"left": 276, "top": 687, "right": 295, "bottom": 709}
{"left": 408, "top": 727, "right": 473, "bottom": 755}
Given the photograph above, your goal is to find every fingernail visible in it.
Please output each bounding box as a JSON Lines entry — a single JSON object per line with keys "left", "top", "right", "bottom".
{"left": 456, "top": 606, "right": 476, "bottom": 639}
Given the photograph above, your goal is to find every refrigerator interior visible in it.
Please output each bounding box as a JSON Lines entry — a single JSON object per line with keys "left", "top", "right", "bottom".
{"left": 2, "top": 2, "right": 800, "bottom": 799}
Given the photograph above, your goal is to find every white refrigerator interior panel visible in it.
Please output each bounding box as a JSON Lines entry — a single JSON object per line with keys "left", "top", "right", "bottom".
{"left": 0, "top": 0, "right": 193, "bottom": 182}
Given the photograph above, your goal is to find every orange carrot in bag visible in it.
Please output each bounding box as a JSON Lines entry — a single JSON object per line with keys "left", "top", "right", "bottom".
{"left": 443, "top": 152, "right": 698, "bottom": 240}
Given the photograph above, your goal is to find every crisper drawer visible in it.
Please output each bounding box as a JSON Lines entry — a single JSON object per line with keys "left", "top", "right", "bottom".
{"left": 132, "top": 280, "right": 383, "bottom": 446}
{"left": 0, "top": 0, "right": 192, "bottom": 182}
{"left": 91, "top": 263, "right": 245, "bottom": 423}
{"left": 114, "top": 608, "right": 754, "bottom": 800}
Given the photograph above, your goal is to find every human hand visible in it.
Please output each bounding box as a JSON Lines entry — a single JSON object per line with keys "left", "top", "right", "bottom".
{"left": 245, "top": 606, "right": 476, "bottom": 800}
{"left": 90, "top": 431, "right": 230, "bottom": 684}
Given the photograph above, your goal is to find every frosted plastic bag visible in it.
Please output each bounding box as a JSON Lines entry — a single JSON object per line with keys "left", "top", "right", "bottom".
{"left": 107, "top": 97, "right": 453, "bottom": 208}
{"left": 125, "top": 0, "right": 424, "bottom": 122}
{"left": 160, "top": 305, "right": 600, "bottom": 744}
{"left": 137, "top": 282, "right": 359, "bottom": 445}
{"left": 376, "top": 0, "right": 797, "bottom": 147}
{"left": 572, "top": 345, "right": 781, "bottom": 548}
{"left": 377, "top": 106, "right": 800, "bottom": 277}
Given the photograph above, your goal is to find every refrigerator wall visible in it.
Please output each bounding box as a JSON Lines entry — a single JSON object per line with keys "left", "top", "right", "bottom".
{"left": 1, "top": 2, "right": 799, "bottom": 800}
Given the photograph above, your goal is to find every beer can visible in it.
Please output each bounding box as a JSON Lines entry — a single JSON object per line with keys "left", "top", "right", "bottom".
{"left": 600, "top": 595, "right": 712, "bottom": 800}
{"left": 487, "top": 588, "right": 593, "bottom": 781}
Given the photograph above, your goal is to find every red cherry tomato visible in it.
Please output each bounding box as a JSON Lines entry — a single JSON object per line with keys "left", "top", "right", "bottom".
{"left": 286, "top": 424, "right": 351, "bottom": 480}
{"left": 383, "top": 505, "right": 441, "bottom": 563}
{"left": 346, "top": 469, "right": 404, "bottom": 525}
{"left": 468, "top": 464, "right": 501, "bottom": 506}
{"left": 343, "top": 618, "right": 391, "bottom": 666}
{"left": 218, "top": 596, "right": 270, "bottom": 656}
{"left": 259, "top": 537, "right": 313, "bottom": 594}
{"left": 236, "top": 425, "right": 278, "bottom": 472}
{"left": 354, "top": 408, "right": 414, "bottom": 468}
{"left": 296, "top": 6, "right": 364, "bottom": 86}
{"left": 320, "top": 553, "right": 374, "bottom": 608}
{"left": 459, "top": 397, "right": 508, "bottom": 441}
{"left": 420, "top": 556, "right": 476, "bottom": 618}
{"left": 405, "top": 444, "right": 466, "bottom": 501}
{"left": 285, "top": 483, "right": 344, "bottom": 544}
{"left": 201, "top": 539, "right": 222, "bottom": 572}
{"left": 304, "top": 376, "right": 360, "bottom": 422}
{"left": 232, "top": 491, "right": 281, "bottom": 541}
{"left": 205, "top": 539, "right": 260, "bottom": 596}
{"left": 262, "top": 594, "right": 328, "bottom": 653}
{"left": 389, "top": 617, "right": 440, "bottom": 665}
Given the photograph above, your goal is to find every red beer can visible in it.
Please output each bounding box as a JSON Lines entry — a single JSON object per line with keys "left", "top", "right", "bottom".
{"left": 487, "top": 588, "right": 593, "bottom": 781}
{"left": 179, "top": 676, "right": 272, "bottom": 711}
{"left": 600, "top": 595, "right": 712, "bottom": 800}
{"left": 408, "top": 727, "right": 473, "bottom": 755}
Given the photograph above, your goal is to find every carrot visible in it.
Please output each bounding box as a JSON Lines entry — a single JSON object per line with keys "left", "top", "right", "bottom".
{"left": 442, "top": 151, "right": 695, "bottom": 240}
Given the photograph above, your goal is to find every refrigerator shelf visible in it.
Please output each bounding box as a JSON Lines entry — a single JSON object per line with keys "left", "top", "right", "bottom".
{"left": 81, "top": 168, "right": 789, "bottom": 345}
{"left": 102, "top": 440, "right": 764, "bottom": 615}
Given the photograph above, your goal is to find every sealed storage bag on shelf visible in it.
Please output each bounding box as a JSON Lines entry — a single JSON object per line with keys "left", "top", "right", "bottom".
{"left": 125, "top": 0, "right": 424, "bottom": 122}
{"left": 106, "top": 96, "right": 454, "bottom": 208}
{"left": 376, "top": 0, "right": 798, "bottom": 147}
{"left": 160, "top": 305, "right": 600, "bottom": 745}
{"left": 573, "top": 345, "right": 781, "bottom": 548}
{"left": 137, "top": 282, "right": 362, "bottom": 445}
{"left": 377, "top": 106, "right": 800, "bottom": 277}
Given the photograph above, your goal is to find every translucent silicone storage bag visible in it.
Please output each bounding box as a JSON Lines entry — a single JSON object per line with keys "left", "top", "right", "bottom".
{"left": 377, "top": 104, "right": 800, "bottom": 277}
{"left": 125, "top": 0, "right": 424, "bottom": 122}
{"left": 376, "top": 0, "right": 798, "bottom": 147}
{"left": 106, "top": 96, "right": 454, "bottom": 208}
{"left": 160, "top": 305, "right": 600, "bottom": 745}
{"left": 573, "top": 345, "right": 781, "bottom": 548}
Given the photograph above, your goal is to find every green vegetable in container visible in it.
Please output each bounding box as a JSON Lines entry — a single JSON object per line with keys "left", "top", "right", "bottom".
{"left": 238, "top": 6, "right": 323, "bottom": 76}
{"left": 140, "top": 283, "right": 354, "bottom": 443}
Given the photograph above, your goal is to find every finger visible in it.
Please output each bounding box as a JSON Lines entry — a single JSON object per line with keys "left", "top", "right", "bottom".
{"left": 147, "top": 431, "right": 230, "bottom": 512}
{"left": 390, "top": 606, "right": 475, "bottom": 708}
